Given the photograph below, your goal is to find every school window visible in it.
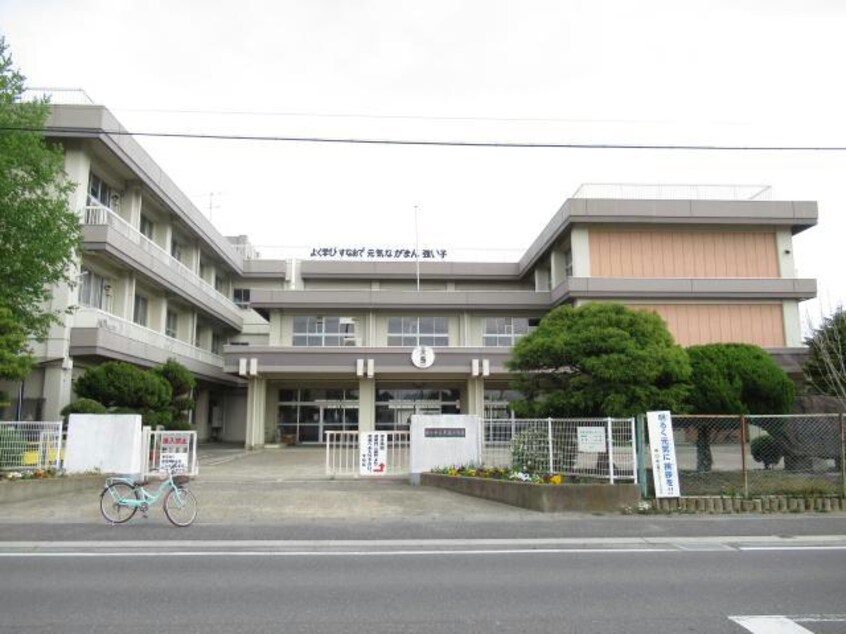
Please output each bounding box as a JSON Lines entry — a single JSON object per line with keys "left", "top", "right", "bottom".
{"left": 79, "top": 268, "right": 110, "bottom": 310}
{"left": 211, "top": 333, "right": 223, "bottom": 355}
{"left": 292, "top": 316, "right": 357, "bottom": 346}
{"left": 233, "top": 288, "right": 251, "bottom": 307}
{"left": 140, "top": 215, "right": 154, "bottom": 240}
{"left": 170, "top": 239, "right": 183, "bottom": 262}
{"left": 387, "top": 316, "right": 449, "bottom": 347}
{"left": 483, "top": 317, "right": 538, "bottom": 347}
{"left": 87, "top": 173, "right": 113, "bottom": 208}
{"left": 165, "top": 310, "right": 178, "bottom": 338}
{"left": 133, "top": 294, "right": 148, "bottom": 327}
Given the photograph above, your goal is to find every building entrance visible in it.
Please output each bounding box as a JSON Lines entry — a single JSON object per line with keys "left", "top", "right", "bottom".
{"left": 278, "top": 388, "right": 359, "bottom": 444}
{"left": 375, "top": 386, "right": 461, "bottom": 432}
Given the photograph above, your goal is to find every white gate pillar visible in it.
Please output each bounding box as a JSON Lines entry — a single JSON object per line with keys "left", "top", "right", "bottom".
{"left": 244, "top": 376, "right": 267, "bottom": 450}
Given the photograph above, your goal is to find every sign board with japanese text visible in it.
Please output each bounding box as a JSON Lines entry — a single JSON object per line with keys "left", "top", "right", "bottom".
{"left": 360, "top": 432, "right": 389, "bottom": 476}
{"left": 410, "top": 415, "right": 480, "bottom": 482}
{"left": 647, "top": 410, "right": 680, "bottom": 498}
{"left": 160, "top": 433, "right": 191, "bottom": 472}
{"left": 577, "top": 427, "right": 607, "bottom": 453}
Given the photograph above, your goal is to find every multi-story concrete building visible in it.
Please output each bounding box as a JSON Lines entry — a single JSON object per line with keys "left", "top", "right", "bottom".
{"left": 1, "top": 97, "right": 818, "bottom": 448}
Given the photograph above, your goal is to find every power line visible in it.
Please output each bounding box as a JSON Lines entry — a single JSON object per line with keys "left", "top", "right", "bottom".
{"left": 2, "top": 124, "right": 846, "bottom": 151}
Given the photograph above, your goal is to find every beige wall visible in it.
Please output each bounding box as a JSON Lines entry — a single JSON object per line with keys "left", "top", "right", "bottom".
{"left": 589, "top": 228, "right": 779, "bottom": 278}
{"left": 630, "top": 302, "right": 786, "bottom": 347}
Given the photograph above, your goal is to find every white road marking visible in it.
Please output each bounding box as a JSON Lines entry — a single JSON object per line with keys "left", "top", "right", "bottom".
{"left": 729, "top": 616, "right": 813, "bottom": 633}
{"left": 0, "top": 547, "right": 677, "bottom": 558}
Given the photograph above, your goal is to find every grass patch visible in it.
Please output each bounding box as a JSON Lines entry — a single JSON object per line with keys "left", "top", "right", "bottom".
{"left": 679, "top": 469, "right": 842, "bottom": 496}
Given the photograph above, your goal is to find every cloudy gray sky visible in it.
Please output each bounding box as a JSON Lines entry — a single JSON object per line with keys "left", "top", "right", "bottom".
{"left": 2, "top": 0, "right": 844, "bottom": 318}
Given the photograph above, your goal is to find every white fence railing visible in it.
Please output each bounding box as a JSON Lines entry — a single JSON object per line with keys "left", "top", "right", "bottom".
{"left": 571, "top": 183, "right": 772, "bottom": 201}
{"left": 83, "top": 205, "right": 239, "bottom": 317}
{"left": 141, "top": 428, "right": 198, "bottom": 478}
{"left": 483, "top": 417, "right": 637, "bottom": 484}
{"left": 0, "top": 422, "right": 64, "bottom": 472}
{"left": 74, "top": 307, "right": 224, "bottom": 367}
{"left": 325, "top": 431, "right": 410, "bottom": 477}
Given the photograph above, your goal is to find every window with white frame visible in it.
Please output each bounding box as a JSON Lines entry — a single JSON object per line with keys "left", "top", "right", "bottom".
{"left": 292, "top": 316, "right": 357, "bottom": 346}
{"left": 79, "top": 268, "right": 111, "bottom": 310}
{"left": 387, "top": 316, "right": 449, "bottom": 347}
{"left": 233, "top": 288, "right": 251, "bottom": 307}
{"left": 140, "top": 214, "right": 154, "bottom": 240}
{"left": 165, "top": 310, "right": 178, "bottom": 338}
{"left": 88, "top": 173, "right": 117, "bottom": 209}
{"left": 483, "top": 317, "right": 538, "bottom": 347}
{"left": 133, "top": 294, "right": 148, "bottom": 327}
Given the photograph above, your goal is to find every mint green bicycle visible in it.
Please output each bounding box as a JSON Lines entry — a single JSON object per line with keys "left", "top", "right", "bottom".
{"left": 99, "top": 465, "right": 197, "bottom": 527}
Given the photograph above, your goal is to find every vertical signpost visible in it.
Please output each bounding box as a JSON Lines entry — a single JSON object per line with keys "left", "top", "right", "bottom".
{"left": 360, "top": 431, "right": 389, "bottom": 476}
{"left": 646, "top": 410, "right": 680, "bottom": 498}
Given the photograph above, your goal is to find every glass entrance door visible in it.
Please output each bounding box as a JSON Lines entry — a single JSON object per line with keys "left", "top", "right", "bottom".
{"left": 278, "top": 388, "right": 359, "bottom": 444}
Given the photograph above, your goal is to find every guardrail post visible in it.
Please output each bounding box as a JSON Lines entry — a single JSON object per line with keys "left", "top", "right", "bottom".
{"left": 606, "top": 417, "right": 615, "bottom": 484}
{"left": 636, "top": 414, "right": 648, "bottom": 498}
{"left": 740, "top": 414, "right": 748, "bottom": 498}
{"left": 629, "top": 416, "right": 638, "bottom": 486}
{"left": 547, "top": 417, "right": 554, "bottom": 473}
{"left": 841, "top": 412, "right": 845, "bottom": 499}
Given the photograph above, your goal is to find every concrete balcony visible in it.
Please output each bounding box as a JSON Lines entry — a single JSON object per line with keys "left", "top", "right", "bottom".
{"left": 251, "top": 288, "right": 551, "bottom": 311}
{"left": 223, "top": 345, "right": 514, "bottom": 377}
{"left": 553, "top": 277, "right": 817, "bottom": 304}
{"left": 70, "top": 307, "right": 237, "bottom": 384}
{"left": 82, "top": 206, "right": 243, "bottom": 330}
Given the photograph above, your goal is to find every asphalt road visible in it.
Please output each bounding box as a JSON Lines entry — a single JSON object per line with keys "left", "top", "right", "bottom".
{"left": 1, "top": 541, "right": 845, "bottom": 633}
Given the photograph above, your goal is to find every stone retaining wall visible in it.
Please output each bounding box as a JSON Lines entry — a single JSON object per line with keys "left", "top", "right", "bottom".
{"left": 421, "top": 473, "right": 640, "bottom": 512}
{"left": 0, "top": 475, "right": 103, "bottom": 504}
{"left": 648, "top": 495, "right": 844, "bottom": 514}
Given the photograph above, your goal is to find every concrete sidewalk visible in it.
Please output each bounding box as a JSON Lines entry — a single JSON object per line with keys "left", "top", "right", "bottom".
{"left": 0, "top": 445, "right": 540, "bottom": 525}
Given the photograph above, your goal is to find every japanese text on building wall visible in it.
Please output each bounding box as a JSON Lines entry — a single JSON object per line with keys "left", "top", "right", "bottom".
{"left": 309, "top": 247, "right": 448, "bottom": 260}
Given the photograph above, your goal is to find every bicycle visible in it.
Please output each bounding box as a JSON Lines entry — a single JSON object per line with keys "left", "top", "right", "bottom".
{"left": 99, "top": 464, "right": 198, "bottom": 527}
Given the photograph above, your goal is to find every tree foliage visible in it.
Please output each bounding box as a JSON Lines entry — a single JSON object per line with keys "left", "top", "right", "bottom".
{"left": 687, "top": 343, "right": 795, "bottom": 415}
{"left": 685, "top": 343, "right": 794, "bottom": 472}
{"left": 0, "top": 37, "right": 81, "bottom": 341}
{"left": 151, "top": 358, "right": 197, "bottom": 429}
{"left": 74, "top": 361, "right": 172, "bottom": 412}
{"left": 0, "top": 307, "right": 33, "bottom": 382}
{"left": 72, "top": 359, "right": 196, "bottom": 430}
{"left": 507, "top": 303, "right": 691, "bottom": 418}
{"left": 804, "top": 307, "right": 846, "bottom": 411}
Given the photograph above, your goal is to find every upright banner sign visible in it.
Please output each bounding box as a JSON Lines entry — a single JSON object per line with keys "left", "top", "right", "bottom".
{"left": 160, "top": 434, "right": 190, "bottom": 472}
{"left": 360, "top": 432, "right": 388, "bottom": 476}
{"left": 646, "top": 410, "right": 680, "bottom": 498}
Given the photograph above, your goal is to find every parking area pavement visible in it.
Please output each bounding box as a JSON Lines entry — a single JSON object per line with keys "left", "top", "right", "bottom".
{"left": 0, "top": 445, "right": 540, "bottom": 525}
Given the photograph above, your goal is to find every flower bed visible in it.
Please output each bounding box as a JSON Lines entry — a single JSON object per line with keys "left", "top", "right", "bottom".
{"left": 422, "top": 468, "right": 640, "bottom": 513}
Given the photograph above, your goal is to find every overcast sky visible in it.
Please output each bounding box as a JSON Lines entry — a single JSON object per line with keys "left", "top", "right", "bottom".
{"left": 2, "top": 0, "right": 844, "bottom": 320}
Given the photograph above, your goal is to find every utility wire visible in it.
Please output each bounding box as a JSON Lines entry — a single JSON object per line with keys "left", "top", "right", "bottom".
{"left": 2, "top": 124, "right": 846, "bottom": 151}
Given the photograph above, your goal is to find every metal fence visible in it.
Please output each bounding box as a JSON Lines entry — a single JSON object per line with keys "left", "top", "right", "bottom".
{"left": 142, "top": 429, "right": 198, "bottom": 477}
{"left": 325, "top": 431, "right": 410, "bottom": 477}
{"left": 482, "top": 417, "right": 637, "bottom": 484}
{"left": 660, "top": 414, "right": 845, "bottom": 498}
{"left": 0, "top": 422, "right": 64, "bottom": 472}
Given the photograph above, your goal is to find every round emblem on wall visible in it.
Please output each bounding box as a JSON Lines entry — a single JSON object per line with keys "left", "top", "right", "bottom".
{"left": 411, "top": 345, "right": 436, "bottom": 369}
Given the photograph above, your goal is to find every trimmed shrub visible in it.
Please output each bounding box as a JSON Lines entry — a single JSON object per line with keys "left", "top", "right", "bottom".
{"left": 751, "top": 434, "right": 784, "bottom": 470}
{"left": 0, "top": 425, "right": 27, "bottom": 469}
{"left": 60, "top": 398, "right": 107, "bottom": 423}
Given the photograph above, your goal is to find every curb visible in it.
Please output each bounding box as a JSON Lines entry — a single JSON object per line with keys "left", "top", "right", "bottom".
{"left": 0, "top": 475, "right": 104, "bottom": 505}
{"left": 647, "top": 495, "right": 845, "bottom": 514}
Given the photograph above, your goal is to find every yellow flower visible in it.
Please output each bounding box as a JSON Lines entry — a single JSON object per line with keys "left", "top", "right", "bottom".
{"left": 548, "top": 474, "right": 563, "bottom": 485}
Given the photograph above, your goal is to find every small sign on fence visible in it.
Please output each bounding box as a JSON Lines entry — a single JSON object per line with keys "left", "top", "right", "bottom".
{"left": 577, "top": 427, "right": 607, "bottom": 453}
{"left": 360, "top": 432, "right": 388, "bottom": 476}
{"left": 647, "top": 410, "right": 680, "bottom": 498}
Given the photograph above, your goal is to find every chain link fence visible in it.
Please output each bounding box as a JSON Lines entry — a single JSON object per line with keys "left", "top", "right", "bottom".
{"left": 659, "top": 414, "right": 845, "bottom": 498}
{"left": 0, "top": 422, "right": 64, "bottom": 471}
{"left": 482, "top": 418, "right": 637, "bottom": 483}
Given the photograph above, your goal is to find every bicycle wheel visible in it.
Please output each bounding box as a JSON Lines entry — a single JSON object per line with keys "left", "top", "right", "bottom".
{"left": 163, "top": 486, "right": 197, "bottom": 527}
{"left": 99, "top": 482, "right": 138, "bottom": 524}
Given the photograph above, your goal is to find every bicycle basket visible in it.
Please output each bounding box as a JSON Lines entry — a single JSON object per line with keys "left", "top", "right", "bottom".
{"left": 173, "top": 475, "right": 190, "bottom": 486}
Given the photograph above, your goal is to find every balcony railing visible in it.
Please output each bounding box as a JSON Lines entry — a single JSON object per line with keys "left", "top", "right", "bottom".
{"left": 83, "top": 205, "right": 241, "bottom": 321}
{"left": 571, "top": 183, "right": 773, "bottom": 201}
{"left": 74, "top": 307, "right": 224, "bottom": 367}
